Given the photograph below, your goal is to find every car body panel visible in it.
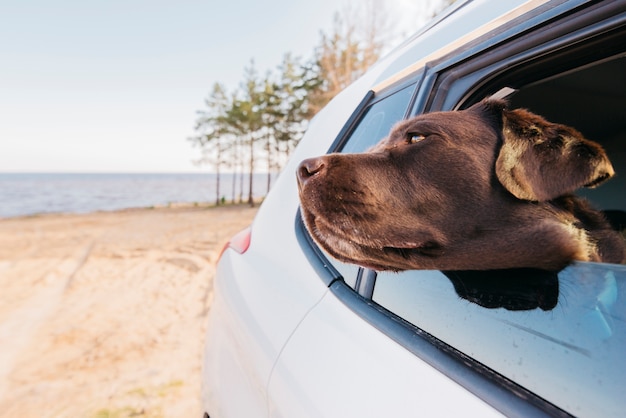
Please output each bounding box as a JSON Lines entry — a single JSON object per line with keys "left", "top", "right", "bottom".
{"left": 267, "top": 289, "right": 504, "bottom": 418}
{"left": 201, "top": 229, "right": 329, "bottom": 416}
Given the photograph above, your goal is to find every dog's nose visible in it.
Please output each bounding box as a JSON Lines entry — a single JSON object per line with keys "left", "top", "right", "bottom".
{"left": 297, "top": 157, "right": 325, "bottom": 186}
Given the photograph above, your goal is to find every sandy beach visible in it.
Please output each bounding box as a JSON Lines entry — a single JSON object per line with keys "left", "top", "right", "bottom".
{"left": 0, "top": 204, "right": 258, "bottom": 418}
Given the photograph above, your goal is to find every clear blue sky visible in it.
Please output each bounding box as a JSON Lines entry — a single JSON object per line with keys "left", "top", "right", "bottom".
{"left": 0, "top": 0, "right": 445, "bottom": 172}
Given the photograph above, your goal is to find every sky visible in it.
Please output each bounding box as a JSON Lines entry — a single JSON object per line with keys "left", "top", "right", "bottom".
{"left": 0, "top": 0, "right": 447, "bottom": 173}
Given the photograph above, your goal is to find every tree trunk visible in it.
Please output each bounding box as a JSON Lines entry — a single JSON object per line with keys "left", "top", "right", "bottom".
{"left": 215, "top": 144, "right": 221, "bottom": 206}
{"left": 266, "top": 131, "right": 272, "bottom": 195}
{"left": 248, "top": 133, "right": 255, "bottom": 207}
{"left": 215, "top": 168, "right": 221, "bottom": 206}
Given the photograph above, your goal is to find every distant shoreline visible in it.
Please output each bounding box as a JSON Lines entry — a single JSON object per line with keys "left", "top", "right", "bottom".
{"left": 0, "top": 199, "right": 264, "bottom": 221}
{"left": 0, "top": 172, "right": 275, "bottom": 218}
{"left": 0, "top": 171, "right": 279, "bottom": 175}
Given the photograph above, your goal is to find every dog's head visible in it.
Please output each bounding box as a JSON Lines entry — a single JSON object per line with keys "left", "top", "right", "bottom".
{"left": 297, "top": 99, "right": 615, "bottom": 271}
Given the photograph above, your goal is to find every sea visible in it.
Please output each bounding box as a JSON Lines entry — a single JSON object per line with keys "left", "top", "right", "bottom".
{"left": 0, "top": 172, "right": 277, "bottom": 218}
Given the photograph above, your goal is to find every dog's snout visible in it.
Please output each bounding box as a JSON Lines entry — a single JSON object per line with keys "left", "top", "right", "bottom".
{"left": 297, "top": 157, "right": 325, "bottom": 185}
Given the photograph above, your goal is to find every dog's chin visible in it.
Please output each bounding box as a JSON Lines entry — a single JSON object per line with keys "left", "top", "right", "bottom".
{"left": 313, "top": 232, "right": 404, "bottom": 271}
{"left": 301, "top": 209, "right": 365, "bottom": 263}
{"left": 302, "top": 208, "right": 443, "bottom": 272}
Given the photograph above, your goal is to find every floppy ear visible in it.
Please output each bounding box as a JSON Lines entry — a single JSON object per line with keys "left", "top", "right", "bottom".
{"left": 492, "top": 104, "right": 615, "bottom": 201}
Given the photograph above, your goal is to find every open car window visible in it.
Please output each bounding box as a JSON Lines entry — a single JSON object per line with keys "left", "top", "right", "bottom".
{"left": 508, "top": 55, "right": 626, "bottom": 219}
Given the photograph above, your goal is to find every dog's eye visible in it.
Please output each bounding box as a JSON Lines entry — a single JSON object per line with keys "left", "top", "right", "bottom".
{"left": 407, "top": 133, "right": 426, "bottom": 144}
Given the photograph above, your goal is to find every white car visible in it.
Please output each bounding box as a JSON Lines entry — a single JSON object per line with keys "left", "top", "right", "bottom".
{"left": 202, "top": 1, "right": 626, "bottom": 416}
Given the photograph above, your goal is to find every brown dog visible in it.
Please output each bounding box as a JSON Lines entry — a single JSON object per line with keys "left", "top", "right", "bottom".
{"left": 297, "top": 99, "right": 625, "bottom": 272}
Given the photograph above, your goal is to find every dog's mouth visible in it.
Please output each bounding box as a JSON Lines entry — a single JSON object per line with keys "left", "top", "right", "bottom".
{"left": 583, "top": 172, "right": 611, "bottom": 188}
{"left": 382, "top": 241, "right": 444, "bottom": 258}
{"left": 301, "top": 207, "right": 444, "bottom": 271}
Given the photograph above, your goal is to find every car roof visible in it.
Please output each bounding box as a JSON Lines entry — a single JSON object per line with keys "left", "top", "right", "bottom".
{"left": 370, "top": 0, "right": 552, "bottom": 92}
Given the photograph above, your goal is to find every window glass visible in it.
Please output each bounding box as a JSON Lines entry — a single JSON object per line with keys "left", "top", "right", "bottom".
{"left": 372, "top": 264, "right": 626, "bottom": 417}
{"left": 339, "top": 85, "right": 414, "bottom": 153}
{"left": 331, "top": 262, "right": 361, "bottom": 289}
